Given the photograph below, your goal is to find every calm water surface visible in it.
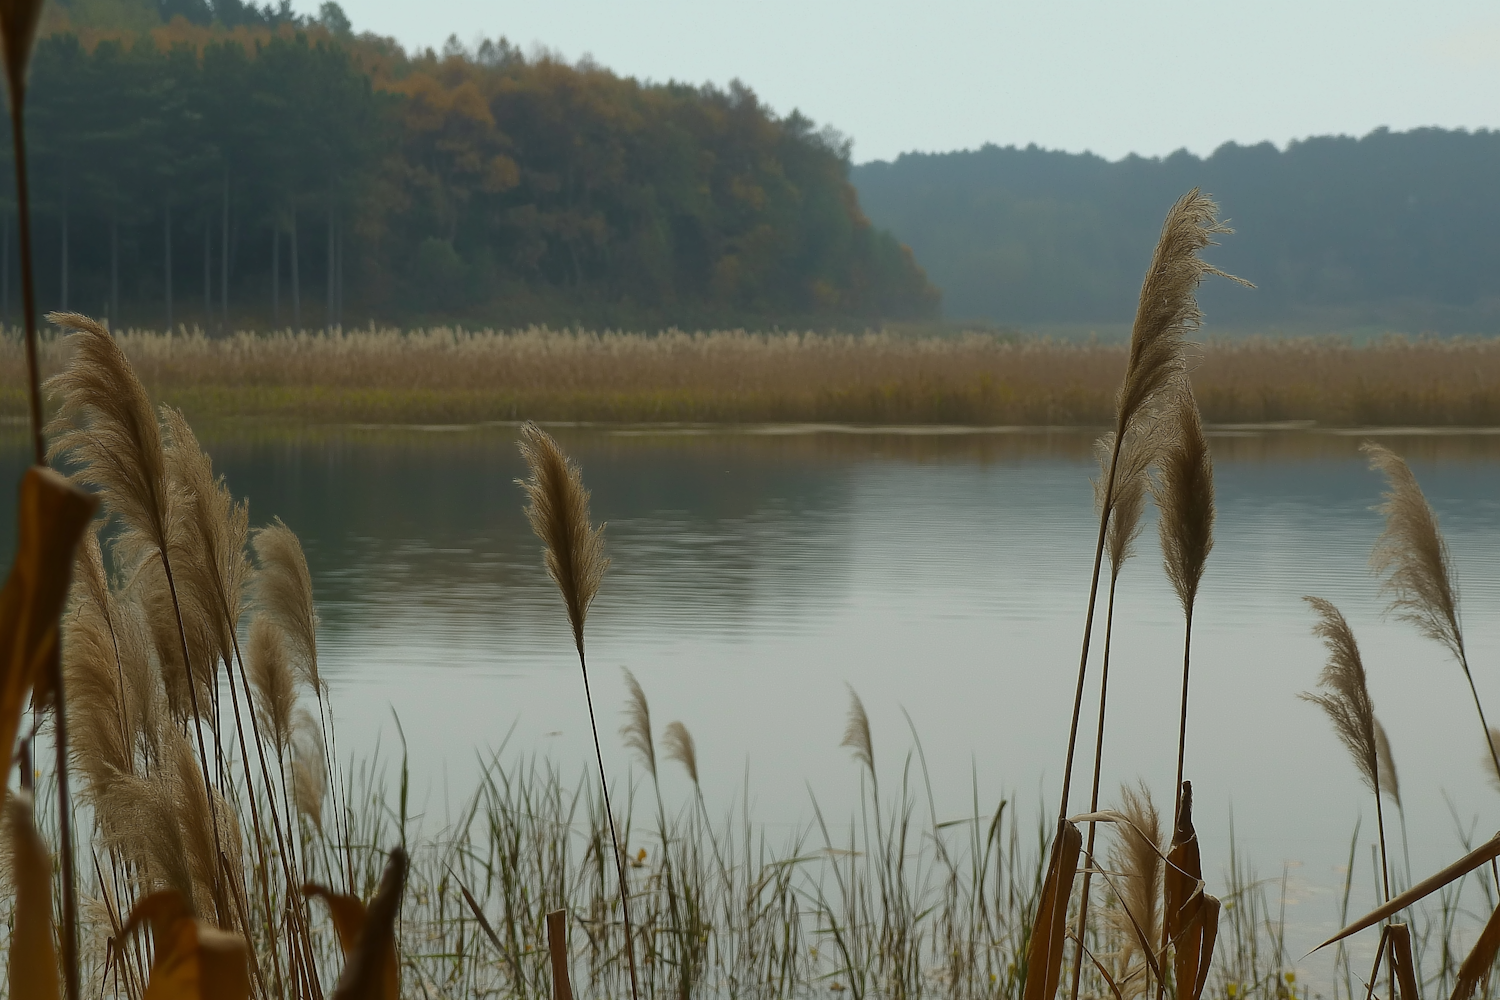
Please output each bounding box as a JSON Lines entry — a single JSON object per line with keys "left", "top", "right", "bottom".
{"left": 8, "top": 423, "right": 1500, "bottom": 973}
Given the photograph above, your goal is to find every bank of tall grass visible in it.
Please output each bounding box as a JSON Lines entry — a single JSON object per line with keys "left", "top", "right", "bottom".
{"left": 7, "top": 328, "right": 1500, "bottom": 427}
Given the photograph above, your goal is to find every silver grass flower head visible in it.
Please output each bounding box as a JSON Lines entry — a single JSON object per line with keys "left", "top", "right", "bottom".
{"left": 45, "top": 313, "right": 177, "bottom": 555}
{"left": 1093, "top": 418, "right": 1159, "bottom": 574}
{"left": 840, "top": 685, "right": 874, "bottom": 779}
{"left": 662, "top": 721, "right": 698, "bottom": 786}
{"left": 1364, "top": 442, "right": 1464, "bottom": 662}
{"left": 248, "top": 614, "right": 295, "bottom": 753}
{"left": 1116, "top": 190, "right": 1249, "bottom": 433}
{"left": 620, "top": 667, "right": 655, "bottom": 779}
{"left": 1299, "top": 597, "right": 1389, "bottom": 801}
{"left": 517, "top": 422, "right": 609, "bottom": 652}
{"left": 1152, "top": 389, "right": 1214, "bottom": 614}
{"left": 252, "top": 518, "right": 321, "bottom": 691}
{"left": 1106, "top": 781, "right": 1163, "bottom": 995}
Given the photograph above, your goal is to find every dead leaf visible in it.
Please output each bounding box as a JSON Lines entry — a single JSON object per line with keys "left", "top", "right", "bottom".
{"left": 1387, "top": 923, "right": 1419, "bottom": 1000}
{"left": 7, "top": 789, "right": 60, "bottom": 1000}
{"left": 1452, "top": 900, "right": 1500, "bottom": 1000}
{"left": 119, "top": 889, "right": 250, "bottom": 1000}
{"left": 1023, "top": 819, "right": 1082, "bottom": 1000}
{"left": 316, "top": 847, "right": 407, "bottom": 1000}
{"left": 1313, "top": 833, "right": 1500, "bottom": 953}
{"left": 0, "top": 467, "right": 96, "bottom": 778}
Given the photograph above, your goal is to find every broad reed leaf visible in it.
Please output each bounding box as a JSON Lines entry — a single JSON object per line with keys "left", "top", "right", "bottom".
{"left": 547, "top": 909, "right": 575, "bottom": 1000}
{"left": 120, "top": 890, "right": 250, "bottom": 1000}
{"left": 1313, "top": 832, "right": 1500, "bottom": 952}
{"left": 0, "top": 467, "right": 96, "bottom": 777}
{"left": 1023, "top": 819, "right": 1082, "bottom": 1000}
{"left": 1452, "top": 903, "right": 1500, "bottom": 1000}
{"left": 1163, "top": 783, "right": 1205, "bottom": 955}
{"left": 7, "top": 790, "right": 60, "bottom": 1000}
{"left": 318, "top": 846, "right": 407, "bottom": 1000}
{"left": 454, "top": 874, "right": 506, "bottom": 957}
{"left": 1387, "top": 923, "right": 1419, "bottom": 1000}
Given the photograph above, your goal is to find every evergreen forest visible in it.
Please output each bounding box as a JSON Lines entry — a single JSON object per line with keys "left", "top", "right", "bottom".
{"left": 854, "top": 130, "right": 1500, "bottom": 334}
{"left": 2, "top": 3, "right": 939, "bottom": 331}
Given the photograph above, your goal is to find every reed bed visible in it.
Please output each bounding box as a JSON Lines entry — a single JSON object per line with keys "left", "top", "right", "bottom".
{"left": 4, "top": 328, "right": 1500, "bottom": 426}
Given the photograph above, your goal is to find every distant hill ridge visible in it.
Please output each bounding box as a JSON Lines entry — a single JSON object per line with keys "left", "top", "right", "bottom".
{"left": 852, "top": 129, "right": 1500, "bottom": 334}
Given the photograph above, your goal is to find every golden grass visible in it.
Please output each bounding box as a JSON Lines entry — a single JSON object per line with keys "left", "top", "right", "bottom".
{"left": 8, "top": 326, "right": 1500, "bottom": 426}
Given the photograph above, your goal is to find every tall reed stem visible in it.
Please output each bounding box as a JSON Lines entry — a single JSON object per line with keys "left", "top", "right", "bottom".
{"left": 10, "top": 86, "right": 82, "bottom": 1000}
{"left": 1068, "top": 568, "right": 1124, "bottom": 1000}
{"left": 1172, "top": 607, "right": 1195, "bottom": 827}
{"left": 577, "top": 641, "right": 640, "bottom": 1000}
{"left": 1057, "top": 428, "right": 1123, "bottom": 823}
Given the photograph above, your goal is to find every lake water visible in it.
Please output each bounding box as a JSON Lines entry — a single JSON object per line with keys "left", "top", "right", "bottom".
{"left": 7, "top": 423, "right": 1500, "bottom": 980}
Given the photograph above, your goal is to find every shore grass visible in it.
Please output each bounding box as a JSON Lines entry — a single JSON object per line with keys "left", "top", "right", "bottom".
{"left": 7, "top": 327, "right": 1500, "bottom": 427}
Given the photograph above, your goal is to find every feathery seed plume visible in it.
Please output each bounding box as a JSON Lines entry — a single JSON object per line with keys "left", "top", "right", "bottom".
{"left": 1094, "top": 421, "right": 1158, "bottom": 575}
{"left": 45, "top": 313, "right": 176, "bottom": 554}
{"left": 1299, "top": 597, "right": 1390, "bottom": 799}
{"left": 1105, "top": 782, "right": 1163, "bottom": 997}
{"left": 517, "top": 422, "right": 609, "bottom": 652}
{"left": 1374, "top": 719, "right": 1400, "bottom": 809}
{"left": 662, "top": 721, "right": 699, "bottom": 786}
{"left": 1115, "top": 191, "right": 1248, "bottom": 432}
{"left": 292, "top": 709, "right": 327, "bottom": 830}
{"left": 1153, "top": 390, "right": 1215, "bottom": 614}
{"left": 1364, "top": 443, "right": 1463, "bottom": 660}
{"left": 620, "top": 668, "right": 655, "bottom": 779}
{"left": 252, "top": 519, "right": 320, "bottom": 691}
{"left": 162, "top": 406, "right": 251, "bottom": 654}
{"left": 841, "top": 686, "right": 875, "bottom": 780}
{"left": 247, "top": 614, "right": 295, "bottom": 753}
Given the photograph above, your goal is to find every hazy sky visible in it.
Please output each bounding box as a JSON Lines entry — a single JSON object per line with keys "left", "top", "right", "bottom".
{"left": 312, "top": 0, "right": 1500, "bottom": 164}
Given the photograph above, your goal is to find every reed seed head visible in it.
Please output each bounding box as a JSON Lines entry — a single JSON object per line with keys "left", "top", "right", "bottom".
{"left": 252, "top": 518, "right": 321, "bottom": 691}
{"left": 840, "top": 685, "right": 875, "bottom": 780}
{"left": 620, "top": 667, "right": 655, "bottom": 779}
{"left": 517, "top": 422, "right": 609, "bottom": 653}
{"left": 248, "top": 613, "right": 295, "bottom": 753}
{"left": 1299, "top": 597, "right": 1394, "bottom": 803}
{"left": 1116, "top": 191, "right": 1248, "bottom": 433}
{"left": 1094, "top": 419, "right": 1159, "bottom": 576}
{"left": 46, "top": 313, "right": 177, "bottom": 558}
{"left": 292, "top": 708, "right": 327, "bottom": 830}
{"left": 662, "top": 720, "right": 699, "bottom": 786}
{"left": 1106, "top": 782, "right": 1163, "bottom": 996}
{"left": 1152, "top": 389, "right": 1215, "bottom": 614}
{"left": 1364, "top": 442, "right": 1464, "bottom": 662}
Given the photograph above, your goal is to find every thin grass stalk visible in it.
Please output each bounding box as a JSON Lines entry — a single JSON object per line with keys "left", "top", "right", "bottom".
{"left": 1068, "top": 567, "right": 1124, "bottom": 1000}
{"left": 6, "top": 63, "right": 87, "bottom": 1000}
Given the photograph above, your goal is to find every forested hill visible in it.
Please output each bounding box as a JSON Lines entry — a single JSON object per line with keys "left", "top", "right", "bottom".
{"left": 3, "top": 7, "right": 938, "bottom": 331}
{"left": 852, "top": 130, "right": 1500, "bottom": 334}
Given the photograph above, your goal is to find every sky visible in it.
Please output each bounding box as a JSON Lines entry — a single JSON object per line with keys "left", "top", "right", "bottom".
{"left": 308, "top": 0, "right": 1500, "bottom": 165}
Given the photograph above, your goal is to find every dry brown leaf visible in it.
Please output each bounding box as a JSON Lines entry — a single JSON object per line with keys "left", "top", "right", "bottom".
{"left": 1177, "top": 894, "right": 1220, "bottom": 1000}
{"left": 320, "top": 847, "right": 407, "bottom": 1000}
{"left": 7, "top": 790, "right": 60, "bottom": 1000}
{"left": 1313, "top": 833, "right": 1500, "bottom": 952}
{"left": 120, "top": 889, "right": 250, "bottom": 1000}
{"left": 1023, "top": 820, "right": 1082, "bottom": 1000}
{"left": 547, "top": 909, "right": 574, "bottom": 1000}
{"left": 0, "top": 467, "right": 97, "bottom": 777}
{"left": 1451, "top": 902, "right": 1500, "bottom": 1000}
{"left": 1387, "top": 923, "right": 1419, "bottom": 1000}
{"left": 304, "top": 883, "right": 368, "bottom": 957}
{"left": 1163, "top": 783, "right": 1204, "bottom": 951}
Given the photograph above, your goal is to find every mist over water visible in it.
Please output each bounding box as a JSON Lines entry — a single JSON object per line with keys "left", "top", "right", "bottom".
{"left": 8, "top": 423, "right": 1500, "bottom": 979}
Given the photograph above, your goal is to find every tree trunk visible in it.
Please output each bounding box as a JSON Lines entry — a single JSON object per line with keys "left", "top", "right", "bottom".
{"left": 221, "top": 166, "right": 229, "bottom": 331}
{"left": 59, "top": 187, "right": 68, "bottom": 311}
{"left": 326, "top": 197, "right": 334, "bottom": 331}
{"left": 110, "top": 213, "right": 119, "bottom": 328}
{"left": 290, "top": 206, "right": 300, "bottom": 330}
{"left": 165, "top": 203, "right": 173, "bottom": 332}
{"left": 272, "top": 223, "right": 279, "bottom": 327}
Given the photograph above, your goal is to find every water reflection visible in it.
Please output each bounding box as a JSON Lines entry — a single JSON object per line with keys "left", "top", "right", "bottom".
{"left": 6, "top": 422, "right": 1500, "bottom": 973}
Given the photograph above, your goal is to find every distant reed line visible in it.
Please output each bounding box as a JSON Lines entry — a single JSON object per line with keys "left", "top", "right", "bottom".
{"left": 5, "top": 327, "right": 1500, "bottom": 426}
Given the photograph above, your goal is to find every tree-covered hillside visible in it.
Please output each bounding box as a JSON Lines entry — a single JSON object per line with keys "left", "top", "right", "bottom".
{"left": 852, "top": 130, "right": 1500, "bottom": 333}
{"left": 3, "top": 7, "right": 937, "bottom": 330}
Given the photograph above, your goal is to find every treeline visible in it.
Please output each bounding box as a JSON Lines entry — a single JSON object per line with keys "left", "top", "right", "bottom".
{"left": 852, "top": 130, "right": 1500, "bottom": 333}
{"left": 0, "top": 15, "right": 937, "bottom": 331}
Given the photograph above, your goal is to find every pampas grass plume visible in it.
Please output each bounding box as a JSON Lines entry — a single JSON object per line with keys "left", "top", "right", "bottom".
{"left": 1094, "top": 422, "right": 1158, "bottom": 575}
{"left": 253, "top": 518, "right": 321, "bottom": 691}
{"left": 620, "top": 668, "right": 656, "bottom": 780}
{"left": 1153, "top": 389, "right": 1215, "bottom": 614}
{"left": 248, "top": 614, "right": 295, "bottom": 753}
{"left": 517, "top": 422, "right": 609, "bottom": 653}
{"left": 841, "top": 686, "right": 875, "bottom": 779}
{"left": 1299, "top": 597, "right": 1388, "bottom": 799}
{"left": 662, "top": 721, "right": 698, "bottom": 786}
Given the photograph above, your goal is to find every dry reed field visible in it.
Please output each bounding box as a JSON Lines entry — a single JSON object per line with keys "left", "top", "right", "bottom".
{"left": 9, "top": 188, "right": 1500, "bottom": 1000}
{"left": 4, "top": 328, "right": 1500, "bottom": 427}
